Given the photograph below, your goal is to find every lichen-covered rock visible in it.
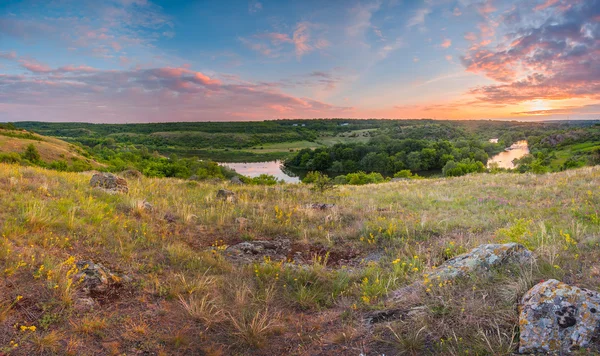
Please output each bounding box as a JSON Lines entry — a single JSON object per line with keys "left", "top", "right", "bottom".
{"left": 90, "top": 173, "right": 128, "bottom": 194}
{"left": 388, "top": 243, "right": 532, "bottom": 302}
{"left": 428, "top": 242, "right": 533, "bottom": 281}
{"left": 519, "top": 279, "right": 600, "bottom": 354}
{"left": 74, "top": 260, "right": 130, "bottom": 295}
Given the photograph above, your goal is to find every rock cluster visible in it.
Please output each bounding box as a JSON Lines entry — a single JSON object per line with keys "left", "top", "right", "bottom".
{"left": 90, "top": 173, "right": 128, "bottom": 194}
{"left": 307, "top": 203, "right": 336, "bottom": 210}
{"left": 519, "top": 279, "right": 600, "bottom": 354}
{"left": 224, "top": 239, "right": 291, "bottom": 263}
{"left": 74, "top": 260, "right": 130, "bottom": 295}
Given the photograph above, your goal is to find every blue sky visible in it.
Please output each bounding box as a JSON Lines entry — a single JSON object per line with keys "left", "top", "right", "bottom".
{"left": 0, "top": 0, "right": 598, "bottom": 122}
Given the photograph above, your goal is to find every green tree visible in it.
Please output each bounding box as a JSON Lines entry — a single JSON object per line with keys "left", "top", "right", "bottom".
{"left": 22, "top": 144, "right": 41, "bottom": 163}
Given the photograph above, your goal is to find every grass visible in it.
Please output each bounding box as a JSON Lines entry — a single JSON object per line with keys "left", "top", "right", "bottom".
{"left": 0, "top": 129, "right": 101, "bottom": 167}
{"left": 0, "top": 162, "right": 599, "bottom": 354}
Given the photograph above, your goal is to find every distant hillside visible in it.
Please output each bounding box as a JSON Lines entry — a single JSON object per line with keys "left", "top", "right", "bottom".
{"left": 0, "top": 128, "right": 103, "bottom": 169}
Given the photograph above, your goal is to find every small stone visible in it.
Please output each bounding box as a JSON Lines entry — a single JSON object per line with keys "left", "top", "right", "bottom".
{"left": 231, "top": 176, "right": 245, "bottom": 185}
{"left": 519, "top": 279, "right": 600, "bottom": 354}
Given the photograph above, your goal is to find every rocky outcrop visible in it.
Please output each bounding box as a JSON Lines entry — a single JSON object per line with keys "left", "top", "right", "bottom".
{"left": 224, "top": 239, "right": 291, "bottom": 263}
{"left": 369, "top": 243, "right": 533, "bottom": 323}
{"left": 90, "top": 173, "right": 128, "bottom": 194}
{"left": 217, "top": 189, "right": 235, "bottom": 202}
{"left": 519, "top": 279, "right": 600, "bottom": 354}
{"left": 74, "top": 260, "right": 130, "bottom": 295}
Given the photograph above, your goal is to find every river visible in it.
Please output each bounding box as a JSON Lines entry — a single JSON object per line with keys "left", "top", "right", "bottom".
{"left": 219, "top": 141, "right": 529, "bottom": 181}
{"left": 219, "top": 160, "right": 300, "bottom": 183}
{"left": 487, "top": 140, "right": 529, "bottom": 169}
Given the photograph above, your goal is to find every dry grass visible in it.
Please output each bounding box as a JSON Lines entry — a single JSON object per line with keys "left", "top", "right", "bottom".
{"left": 0, "top": 163, "right": 598, "bottom": 354}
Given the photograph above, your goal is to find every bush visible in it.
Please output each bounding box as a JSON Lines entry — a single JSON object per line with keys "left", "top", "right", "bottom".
{"left": 346, "top": 171, "right": 385, "bottom": 185}
{"left": 241, "top": 174, "right": 280, "bottom": 185}
{"left": 0, "top": 152, "right": 22, "bottom": 164}
{"left": 22, "top": 144, "right": 41, "bottom": 163}
{"left": 393, "top": 170, "right": 414, "bottom": 179}
{"left": 442, "top": 159, "right": 485, "bottom": 177}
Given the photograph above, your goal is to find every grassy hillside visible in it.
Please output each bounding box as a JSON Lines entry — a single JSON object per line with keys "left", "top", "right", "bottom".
{"left": 0, "top": 164, "right": 599, "bottom": 355}
{"left": 0, "top": 129, "right": 102, "bottom": 170}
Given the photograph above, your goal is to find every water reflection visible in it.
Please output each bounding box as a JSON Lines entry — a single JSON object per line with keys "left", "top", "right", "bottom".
{"left": 487, "top": 140, "right": 529, "bottom": 169}
{"left": 219, "top": 160, "right": 300, "bottom": 183}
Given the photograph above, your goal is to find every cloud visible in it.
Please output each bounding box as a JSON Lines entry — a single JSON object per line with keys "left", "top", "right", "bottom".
{"left": 462, "top": 0, "right": 600, "bottom": 103}
{"left": 0, "top": 51, "right": 17, "bottom": 60}
{"left": 0, "top": 63, "right": 352, "bottom": 122}
{"left": 248, "top": 1, "right": 263, "bottom": 14}
{"left": 0, "top": 0, "right": 173, "bottom": 61}
{"left": 440, "top": 39, "right": 452, "bottom": 48}
{"left": 20, "top": 59, "right": 52, "bottom": 73}
{"left": 242, "top": 22, "right": 328, "bottom": 60}
{"left": 407, "top": 7, "right": 431, "bottom": 28}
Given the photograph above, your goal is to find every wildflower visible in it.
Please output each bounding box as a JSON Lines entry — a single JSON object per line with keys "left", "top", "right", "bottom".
{"left": 392, "top": 259, "right": 400, "bottom": 264}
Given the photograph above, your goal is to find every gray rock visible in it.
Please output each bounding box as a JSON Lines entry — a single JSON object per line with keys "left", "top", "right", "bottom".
{"left": 369, "top": 243, "right": 533, "bottom": 323}
{"left": 231, "top": 176, "right": 245, "bottom": 185}
{"left": 217, "top": 189, "right": 235, "bottom": 201}
{"left": 425, "top": 242, "right": 532, "bottom": 282}
{"left": 74, "top": 260, "right": 130, "bottom": 295}
{"left": 519, "top": 279, "right": 600, "bottom": 354}
{"left": 90, "top": 173, "right": 128, "bottom": 194}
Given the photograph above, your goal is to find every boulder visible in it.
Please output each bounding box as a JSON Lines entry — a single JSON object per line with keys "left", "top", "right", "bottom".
{"left": 90, "top": 173, "right": 128, "bottom": 194}
{"left": 217, "top": 189, "right": 235, "bottom": 202}
{"left": 368, "top": 243, "right": 533, "bottom": 323}
{"left": 74, "top": 260, "right": 130, "bottom": 295}
{"left": 231, "top": 176, "right": 245, "bottom": 185}
{"left": 519, "top": 279, "right": 600, "bottom": 354}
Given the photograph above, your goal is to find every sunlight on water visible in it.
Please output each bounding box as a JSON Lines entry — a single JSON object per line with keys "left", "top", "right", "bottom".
{"left": 487, "top": 140, "right": 529, "bottom": 169}
{"left": 219, "top": 160, "right": 300, "bottom": 183}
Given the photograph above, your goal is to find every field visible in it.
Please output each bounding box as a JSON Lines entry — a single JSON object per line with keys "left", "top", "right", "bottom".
{"left": 1, "top": 163, "right": 599, "bottom": 355}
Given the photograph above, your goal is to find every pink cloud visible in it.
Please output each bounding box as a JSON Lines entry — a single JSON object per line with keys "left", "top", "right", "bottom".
{"left": 20, "top": 60, "right": 52, "bottom": 73}
{"left": 0, "top": 63, "right": 351, "bottom": 122}
{"left": 440, "top": 39, "right": 452, "bottom": 49}
{"left": 0, "top": 51, "right": 17, "bottom": 60}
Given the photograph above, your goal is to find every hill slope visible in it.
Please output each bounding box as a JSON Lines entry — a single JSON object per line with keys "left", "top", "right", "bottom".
{"left": 0, "top": 128, "right": 102, "bottom": 169}
{"left": 0, "top": 164, "right": 598, "bottom": 355}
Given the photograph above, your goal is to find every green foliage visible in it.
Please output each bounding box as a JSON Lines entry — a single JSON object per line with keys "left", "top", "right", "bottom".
{"left": 303, "top": 171, "right": 334, "bottom": 193}
{"left": 346, "top": 171, "right": 385, "bottom": 185}
{"left": 393, "top": 170, "right": 414, "bottom": 179}
{"left": 22, "top": 144, "right": 41, "bottom": 163}
{"left": 442, "top": 159, "right": 485, "bottom": 177}
{"left": 241, "top": 174, "right": 281, "bottom": 185}
{"left": 0, "top": 152, "right": 21, "bottom": 164}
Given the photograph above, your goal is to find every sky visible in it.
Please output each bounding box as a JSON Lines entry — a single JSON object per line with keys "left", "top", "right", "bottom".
{"left": 0, "top": 0, "right": 598, "bottom": 123}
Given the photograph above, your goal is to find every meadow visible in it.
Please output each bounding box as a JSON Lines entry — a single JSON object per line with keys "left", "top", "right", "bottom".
{"left": 0, "top": 163, "right": 599, "bottom": 355}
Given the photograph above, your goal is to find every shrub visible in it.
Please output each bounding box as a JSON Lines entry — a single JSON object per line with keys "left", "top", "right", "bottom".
{"left": 0, "top": 152, "right": 21, "bottom": 164}
{"left": 22, "top": 144, "right": 41, "bottom": 163}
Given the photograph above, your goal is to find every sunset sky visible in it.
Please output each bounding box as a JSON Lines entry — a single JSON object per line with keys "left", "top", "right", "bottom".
{"left": 0, "top": 0, "right": 598, "bottom": 122}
